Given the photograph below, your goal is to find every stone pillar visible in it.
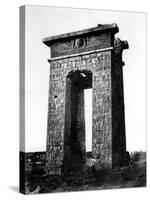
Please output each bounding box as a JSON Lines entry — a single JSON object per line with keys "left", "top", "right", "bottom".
{"left": 111, "top": 38, "right": 129, "bottom": 167}
{"left": 45, "top": 67, "right": 66, "bottom": 174}
{"left": 43, "top": 23, "right": 128, "bottom": 174}
{"left": 92, "top": 51, "right": 112, "bottom": 168}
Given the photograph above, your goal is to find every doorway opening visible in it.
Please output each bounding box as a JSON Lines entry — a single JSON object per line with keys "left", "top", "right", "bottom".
{"left": 84, "top": 89, "right": 92, "bottom": 154}
{"left": 64, "top": 70, "right": 92, "bottom": 173}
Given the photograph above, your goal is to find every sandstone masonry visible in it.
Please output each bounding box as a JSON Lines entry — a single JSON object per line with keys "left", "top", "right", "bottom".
{"left": 43, "top": 24, "right": 129, "bottom": 174}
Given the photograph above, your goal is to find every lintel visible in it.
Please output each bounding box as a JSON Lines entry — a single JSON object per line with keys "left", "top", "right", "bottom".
{"left": 43, "top": 23, "right": 119, "bottom": 47}
{"left": 48, "top": 47, "right": 113, "bottom": 62}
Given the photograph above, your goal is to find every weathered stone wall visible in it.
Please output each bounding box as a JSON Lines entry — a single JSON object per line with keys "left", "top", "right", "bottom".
{"left": 51, "top": 32, "right": 112, "bottom": 58}
{"left": 92, "top": 51, "right": 112, "bottom": 168}
{"left": 44, "top": 24, "right": 128, "bottom": 174}
{"left": 46, "top": 64, "right": 66, "bottom": 174}
{"left": 46, "top": 51, "right": 112, "bottom": 173}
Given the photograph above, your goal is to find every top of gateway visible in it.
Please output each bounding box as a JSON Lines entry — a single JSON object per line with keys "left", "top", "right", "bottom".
{"left": 43, "top": 23, "right": 119, "bottom": 47}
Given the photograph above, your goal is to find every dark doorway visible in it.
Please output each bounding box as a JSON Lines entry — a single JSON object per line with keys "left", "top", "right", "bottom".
{"left": 64, "top": 70, "right": 92, "bottom": 173}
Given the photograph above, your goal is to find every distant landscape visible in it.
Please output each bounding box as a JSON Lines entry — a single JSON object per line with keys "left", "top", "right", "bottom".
{"left": 20, "top": 151, "right": 146, "bottom": 194}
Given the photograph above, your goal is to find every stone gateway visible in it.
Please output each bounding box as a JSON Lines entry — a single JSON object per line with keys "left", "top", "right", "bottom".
{"left": 43, "top": 23, "right": 129, "bottom": 174}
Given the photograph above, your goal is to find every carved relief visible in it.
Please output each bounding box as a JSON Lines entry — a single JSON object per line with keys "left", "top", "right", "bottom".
{"left": 73, "top": 38, "right": 86, "bottom": 49}
{"left": 47, "top": 50, "right": 112, "bottom": 173}
{"left": 51, "top": 32, "right": 111, "bottom": 58}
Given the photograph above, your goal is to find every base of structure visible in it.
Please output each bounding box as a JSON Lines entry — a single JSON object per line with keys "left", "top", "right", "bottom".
{"left": 46, "top": 151, "right": 130, "bottom": 175}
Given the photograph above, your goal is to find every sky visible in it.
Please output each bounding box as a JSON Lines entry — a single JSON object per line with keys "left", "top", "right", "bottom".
{"left": 23, "top": 5, "right": 146, "bottom": 153}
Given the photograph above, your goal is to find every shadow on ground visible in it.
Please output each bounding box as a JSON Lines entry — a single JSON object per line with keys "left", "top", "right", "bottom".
{"left": 9, "top": 186, "right": 19, "bottom": 192}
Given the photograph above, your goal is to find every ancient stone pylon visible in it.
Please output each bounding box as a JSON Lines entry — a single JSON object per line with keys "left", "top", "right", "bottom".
{"left": 43, "top": 24, "right": 129, "bottom": 174}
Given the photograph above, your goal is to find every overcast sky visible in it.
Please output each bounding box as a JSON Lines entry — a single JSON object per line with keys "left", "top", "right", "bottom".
{"left": 24, "top": 5, "right": 146, "bottom": 153}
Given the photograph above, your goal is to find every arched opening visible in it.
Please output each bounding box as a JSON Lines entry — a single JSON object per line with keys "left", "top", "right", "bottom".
{"left": 64, "top": 70, "right": 92, "bottom": 173}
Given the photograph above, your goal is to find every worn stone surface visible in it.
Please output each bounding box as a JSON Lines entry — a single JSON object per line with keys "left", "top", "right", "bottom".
{"left": 43, "top": 24, "right": 118, "bottom": 58}
{"left": 43, "top": 24, "right": 128, "bottom": 174}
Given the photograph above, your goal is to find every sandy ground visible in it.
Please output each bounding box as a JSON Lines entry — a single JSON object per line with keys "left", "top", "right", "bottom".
{"left": 23, "top": 160, "right": 146, "bottom": 194}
